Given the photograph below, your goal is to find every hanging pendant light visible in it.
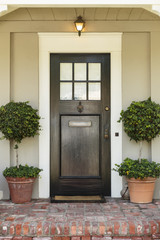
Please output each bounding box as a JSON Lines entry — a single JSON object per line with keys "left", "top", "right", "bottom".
{"left": 74, "top": 16, "right": 85, "bottom": 37}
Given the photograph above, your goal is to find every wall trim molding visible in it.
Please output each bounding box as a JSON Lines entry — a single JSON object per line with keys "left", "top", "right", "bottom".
{"left": 38, "top": 32, "right": 122, "bottom": 198}
{"left": 1, "top": 22, "right": 160, "bottom": 33}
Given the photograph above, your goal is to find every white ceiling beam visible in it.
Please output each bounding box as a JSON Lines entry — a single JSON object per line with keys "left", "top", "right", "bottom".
{"left": 142, "top": 5, "right": 160, "bottom": 16}
{"left": 152, "top": 4, "right": 160, "bottom": 16}
{"left": 0, "top": 4, "right": 7, "bottom": 12}
{"left": 0, "top": 6, "right": 18, "bottom": 17}
{"left": 1, "top": 0, "right": 160, "bottom": 6}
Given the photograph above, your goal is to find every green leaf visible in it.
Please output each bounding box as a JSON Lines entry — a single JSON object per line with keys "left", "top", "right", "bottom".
{"left": 113, "top": 158, "right": 160, "bottom": 179}
{"left": 3, "top": 165, "right": 43, "bottom": 178}
{"left": 0, "top": 101, "right": 41, "bottom": 144}
{"left": 118, "top": 98, "right": 160, "bottom": 142}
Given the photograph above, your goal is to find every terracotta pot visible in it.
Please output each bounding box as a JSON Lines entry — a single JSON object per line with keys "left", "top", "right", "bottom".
{"left": 6, "top": 177, "right": 35, "bottom": 204}
{"left": 127, "top": 177, "right": 156, "bottom": 203}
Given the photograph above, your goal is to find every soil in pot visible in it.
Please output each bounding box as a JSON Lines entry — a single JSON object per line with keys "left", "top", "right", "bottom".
{"left": 6, "top": 177, "right": 35, "bottom": 204}
{"left": 127, "top": 177, "right": 156, "bottom": 203}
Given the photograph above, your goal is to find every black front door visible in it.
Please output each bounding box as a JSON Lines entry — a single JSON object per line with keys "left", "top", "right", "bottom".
{"left": 50, "top": 53, "right": 110, "bottom": 196}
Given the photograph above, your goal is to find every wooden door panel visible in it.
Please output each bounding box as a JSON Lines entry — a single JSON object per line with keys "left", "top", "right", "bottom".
{"left": 61, "top": 115, "right": 100, "bottom": 177}
{"left": 50, "top": 53, "right": 110, "bottom": 196}
{"left": 57, "top": 179, "right": 103, "bottom": 195}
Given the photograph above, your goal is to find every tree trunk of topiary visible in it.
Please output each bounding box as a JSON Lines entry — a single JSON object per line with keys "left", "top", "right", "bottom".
{"left": 138, "top": 141, "right": 143, "bottom": 163}
{"left": 14, "top": 144, "right": 19, "bottom": 168}
{"left": 16, "top": 148, "right": 19, "bottom": 168}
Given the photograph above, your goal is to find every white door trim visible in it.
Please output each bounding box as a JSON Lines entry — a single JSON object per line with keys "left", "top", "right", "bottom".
{"left": 38, "top": 33, "right": 122, "bottom": 198}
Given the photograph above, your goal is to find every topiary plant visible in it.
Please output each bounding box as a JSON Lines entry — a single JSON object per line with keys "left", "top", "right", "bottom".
{"left": 0, "top": 101, "right": 41, "bottom": 168}
{"left": 3, "top": 165, "right": 42, "bottom": 178}
{"left": 114, "top": 158, "right": 160, "bottom": 179}
{"left": 118, "top": 97, "right": 160, "bottom": 162}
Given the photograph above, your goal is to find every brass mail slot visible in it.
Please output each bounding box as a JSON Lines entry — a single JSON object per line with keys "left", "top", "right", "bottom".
{"left": 69, "top": 121, "right": 92, "bottom": 127}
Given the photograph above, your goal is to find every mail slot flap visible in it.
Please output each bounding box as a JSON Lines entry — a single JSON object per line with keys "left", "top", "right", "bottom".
{"left": 69, "top": 121, "right": 92, "bottom": 127}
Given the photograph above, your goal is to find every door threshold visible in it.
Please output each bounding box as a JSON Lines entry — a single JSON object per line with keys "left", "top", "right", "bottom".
{"left": 51, "top": 195, "right": 106, "bottom": 203}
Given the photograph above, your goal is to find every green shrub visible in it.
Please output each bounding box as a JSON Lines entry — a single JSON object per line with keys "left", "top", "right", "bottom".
{"left": 113, "top": 158, "right": 160, "bottom": 179}
{"left": 0, "top": 101, "right": 41, "bottom": 144}
{"left": 0, "top": 101, "right": 41, "bottom": 170}
{"left": 118, "top": 98, "right": 160, "bottom": 142}
{"left": 3, "top": 165, "right": 42, "bottom": 178}
{"left": 114, "top": 98, "right": 160, "bottom": 179}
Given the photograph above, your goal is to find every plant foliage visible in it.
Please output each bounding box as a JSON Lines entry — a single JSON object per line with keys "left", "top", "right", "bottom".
{"left": 113, "top": 158, "right": 160, "bottom": 179}
{"left": 0, "top": 101, "right": 41, "bottom": 144}
{"left": 3, "top": 165, "right": 42, "bottom": 178}
{"left": 118, "top": 98, "right": 160, "bottom": 142}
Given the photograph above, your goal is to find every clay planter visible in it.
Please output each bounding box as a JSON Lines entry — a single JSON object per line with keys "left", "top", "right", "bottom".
{"left": 127, "top": 177, "right": 156, "bottom": 203}
{"left": 6, "top": 177, "right": 35, "bottom": 204}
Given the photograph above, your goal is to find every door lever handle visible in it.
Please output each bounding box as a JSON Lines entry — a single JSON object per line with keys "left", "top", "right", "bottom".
{"left": 104, "top": 129, "right": 109, "bottom": 139}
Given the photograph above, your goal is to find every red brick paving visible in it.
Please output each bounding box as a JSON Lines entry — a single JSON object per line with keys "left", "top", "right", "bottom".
{"left": 0, "top": 198, "right": 160, "bottom": 239}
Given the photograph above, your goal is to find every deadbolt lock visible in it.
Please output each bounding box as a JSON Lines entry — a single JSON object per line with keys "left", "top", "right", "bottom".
{"left": 104, "top": 129, "right": 109, "bottom": 139}
{"left": 105, "top": 106, "right": 110, "bottom": 111}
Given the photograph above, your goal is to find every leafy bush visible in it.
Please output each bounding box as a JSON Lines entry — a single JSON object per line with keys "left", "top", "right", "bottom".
{"left": 0, "top": 101, "right": 41, "bottom": 144}
{"left": 113, "top": 158, "right": 160, "bottom": 179}
{"left": 114, "top": 98, "right": 160, "bottom": 181}
{"left": 118, "top": 98, "right": 160, "bottom": 142}
{"left": 3, "top": 165, "right": 42, "bottom": 178}
{"left": 0, "top": 101, "right": 41, "bottom": 170}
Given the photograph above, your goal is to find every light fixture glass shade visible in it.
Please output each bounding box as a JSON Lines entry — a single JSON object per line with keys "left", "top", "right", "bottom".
{"left": 74, "top": 16, "right": 85, "bottom": 36}
{"left": 75, "top": 22, "right": 83, "bottom": 31}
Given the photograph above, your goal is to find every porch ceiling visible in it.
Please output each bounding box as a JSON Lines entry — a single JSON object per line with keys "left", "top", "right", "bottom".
{"left": 0, "top": 7, "right": 160, "bottom": 21}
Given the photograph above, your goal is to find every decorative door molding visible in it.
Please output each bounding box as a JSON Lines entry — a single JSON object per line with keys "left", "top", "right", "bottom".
{"left": 38, "top": 33, "right": 122, "bottom": 198}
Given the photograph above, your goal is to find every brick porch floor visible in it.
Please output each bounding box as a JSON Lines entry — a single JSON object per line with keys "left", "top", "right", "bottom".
{"left": 1, "top": 198, "right": 160, "bottom": 240}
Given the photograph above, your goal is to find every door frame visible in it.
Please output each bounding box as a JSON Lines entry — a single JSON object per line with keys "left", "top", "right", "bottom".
{"left": 38, "top": 33, "right": 122, "bottom": 198}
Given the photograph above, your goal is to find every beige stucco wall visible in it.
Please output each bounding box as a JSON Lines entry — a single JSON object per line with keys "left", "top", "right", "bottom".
{"left": 0, "top": 33, "right": 10, "bottom": 199}
{"left": 0, "top": 33, "right": 39, "bottom": 198}
{"left": 151, "top": 32, "right": 160, "bottom": 198}
{"left": 122, "top": 33, "right": 151, "bottom": 161}
{"left": 0, "top": 18, "right": 160, "bottom": 198}
{"left": 10, "top": 33, "right": 39, "bottom": 198}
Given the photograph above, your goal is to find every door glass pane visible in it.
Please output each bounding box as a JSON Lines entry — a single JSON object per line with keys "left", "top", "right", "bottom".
{"left": 74, "top": 83, "right": 86, "bottom": 100}
{"left": 60, "top": 63, "right": 72, "bottom": 81}
{"left": 60, "top": 83, "right": 72, "bottom": 100}
{"left": 88, "top": 83, "right": 101, "bottom": 100}
{"left": 88, "top": 63, "right": 101, "bottom": 81}
{"left": 74, "top": 63, "right": 86, "bottom": 81}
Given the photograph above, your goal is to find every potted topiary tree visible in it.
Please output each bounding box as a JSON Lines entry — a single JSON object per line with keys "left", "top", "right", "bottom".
{"left": 114, "top": 98, "right": 160, "bottom": 203}
{"left": 0, "top": 101, "right": 42, "bottom": 204}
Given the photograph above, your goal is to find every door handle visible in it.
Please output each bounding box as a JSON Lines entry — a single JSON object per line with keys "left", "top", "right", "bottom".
{"left": 104, "top": 129, "right": 109, "bottom": 139}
